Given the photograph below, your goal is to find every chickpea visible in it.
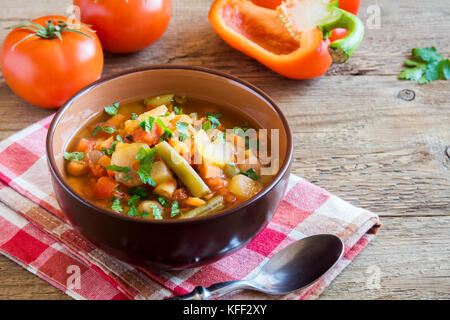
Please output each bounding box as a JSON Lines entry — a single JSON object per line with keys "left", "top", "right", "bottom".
{"left": 67, "top": 161, "right": 88, "bottom": 176}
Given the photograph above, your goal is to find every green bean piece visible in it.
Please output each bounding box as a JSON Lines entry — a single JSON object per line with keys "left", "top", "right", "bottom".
{"left": 144, "top": 94, "right": 174, "bottom": 107}
{"left": 224, "top": 162, "right": 240, "bottom": 178}
{"left": 178, "top": 196, "right": 225, "bottom": 219}
{"left": 156, "top": 141, "right": 210, "bottom": 197}
{"left": 175, "top": 95, "right": 187, "bottom": 104}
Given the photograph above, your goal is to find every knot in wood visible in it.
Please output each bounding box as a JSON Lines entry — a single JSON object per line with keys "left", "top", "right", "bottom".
{"left": 398, "top": 89, "right": 415, "bottom": 101}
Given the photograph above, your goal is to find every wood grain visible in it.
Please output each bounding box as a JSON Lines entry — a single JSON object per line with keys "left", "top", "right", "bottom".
{"left": 0, "top": 0, "right": 449, "bottom": 299}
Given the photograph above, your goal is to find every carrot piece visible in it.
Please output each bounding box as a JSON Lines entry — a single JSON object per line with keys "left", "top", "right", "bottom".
{"left": 183, "top": 197, "right": 206, "bottom": 207}
{"left": 90, "top": 164, "right": 107, "bottom": 178}
{"left": 97, "top": 155, "right": 111, "bottom": 168}
{"left": 97, "top": 136, "right": 114, "bottom": 151}
{"left": 200, "top": 163, "right": 222, "bottom": 179}
{"left": 76, "top": 138, "right": 96, "bottom": 153}
{"left": 93, "top": 177, "right": 119, "bottom": 200}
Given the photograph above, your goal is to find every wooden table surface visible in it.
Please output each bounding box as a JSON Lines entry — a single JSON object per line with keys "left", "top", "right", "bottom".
{"left": 0, "top": 0, "right": 449, "bottom": 300}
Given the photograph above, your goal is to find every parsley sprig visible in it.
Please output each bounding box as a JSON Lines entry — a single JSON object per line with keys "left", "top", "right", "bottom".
{"left": 157, "top": 196, "right": 169, "bottom": 207}
{"left": 105, "top": 165, "right": 130, "bottom": 173}
{"left": 136, "top": 147, "right": 157, "bottom": 186}
{"left": 140, "top": 116, "right": 155, "bottom": 133}
{"left": 104, "top": 102, "right": 119, "bottom": 115}
{"left": 240, "top": 168, "right": 260, "bottom": 181}
{"left": 101, "top": 135, "right": 122, "bottom": 156}
{"left": 170, "top": 201, "right": 180, "bottom": 217}
{"left": 174, "top": 106, "right": 183, "bottom": 115}
{"left": 399, "top": 47, "right": 450, "bottom": 84}
{"left": 176, "top": 121, "right": 190, "bottom": 142}
{"left": 63, "top": 151, "right": 85, "bottom": 161}
{"left": 202, "top": 112, "right": 223, "bottom": 131}
{"left": 128, "top": 186, "right": 148, "bottom": 199}
{"left": 139, "top": 117, "right": 174, "bottom": 141}
{"left": 111, "top": 197, "right": 123, "bottom": 212}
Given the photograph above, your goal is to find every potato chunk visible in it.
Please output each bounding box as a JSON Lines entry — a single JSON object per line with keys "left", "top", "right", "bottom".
{"left": 229, "top": 174, "right": 262, "bottom": 201}
{"left": 138, "top": 105, "right": 168, "bottom": 121}
{"left": 153, "top": 178, "right": 177, "bottom": 198}
{"left": 110, "top": 142, "right": 148, "bottom": 186}
{"left": 150, "top": 161, "right": 173, "bottom": 185}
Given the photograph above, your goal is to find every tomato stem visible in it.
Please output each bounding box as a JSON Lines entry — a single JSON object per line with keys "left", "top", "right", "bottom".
{"left": 10, "top": 19, "right": 94, "bottom": 51}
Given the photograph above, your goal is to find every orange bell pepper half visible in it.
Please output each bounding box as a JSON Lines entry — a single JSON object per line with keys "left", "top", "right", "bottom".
{"left": 209, "top": 0, "right": 365, "bottom": 79}
{"left": 251, "top": 0, "right": 360, "bottom": 14}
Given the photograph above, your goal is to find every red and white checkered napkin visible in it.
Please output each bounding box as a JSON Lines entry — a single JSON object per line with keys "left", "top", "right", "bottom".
{"left": 0, "top": 115, "right": 381, "bottom": 300}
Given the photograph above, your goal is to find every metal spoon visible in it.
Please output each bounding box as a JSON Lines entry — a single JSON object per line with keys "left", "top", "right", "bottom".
{"left": 168, "top": 234, "right": 344, "bottom": 300}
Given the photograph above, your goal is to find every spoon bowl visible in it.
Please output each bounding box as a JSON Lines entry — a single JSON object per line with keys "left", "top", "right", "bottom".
{"left": 169, "top": 234, "right": 344, "bottom": 299}
{"left": 250, "top": 234, "right": 344, "bottom": 294}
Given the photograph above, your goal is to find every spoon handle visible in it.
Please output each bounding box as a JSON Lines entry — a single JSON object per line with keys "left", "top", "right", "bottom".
{"left": 167, "top": 280, "right": 249, "bottom": 300}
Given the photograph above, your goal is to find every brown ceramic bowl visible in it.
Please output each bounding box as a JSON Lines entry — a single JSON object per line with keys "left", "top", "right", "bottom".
{"left": 47, "top": 65, "right": 293, "bottom": 270}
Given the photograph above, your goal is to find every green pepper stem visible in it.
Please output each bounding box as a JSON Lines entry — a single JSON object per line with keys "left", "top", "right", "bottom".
{"left": 319, "top": 7, "right": 365, "bottom": 63}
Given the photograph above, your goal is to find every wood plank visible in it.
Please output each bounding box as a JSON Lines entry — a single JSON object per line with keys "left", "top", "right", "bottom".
{"left": 321, "top": 216, "right": 450, "bottom": 299}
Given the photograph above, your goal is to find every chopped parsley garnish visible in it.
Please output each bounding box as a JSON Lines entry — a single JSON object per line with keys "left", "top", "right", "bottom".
{"left": 63, "top": 151, "right": 85, "bottom": 161}
{"left": 176, "top": 121, "right": 190, "bottom": 142}
{"left": 240, "top": 168, "right": 260, "bottom": 181}
{"left": 127, "top": 205, "right": 140, "bottom": 217}
{"left": 136, "top": 147, "right": 157, "bottom": 186}
{"left": 104, "top": 102, "right": 119, "bottom": 115}
{"left": 170, "top": 201, "right": 180, "bottom": 217}
{"left": 101, "top": 137, "right": 121, "bottom": 156}
{"left": 102, "top": 126, "right": 116, "bottom": 134}
{"left": 121, "top": 174, "right": 132, "bottom": 181}
{"left": 127, "top": 194, "right": 141, "bottom": 206}
{"left": 128, "top": 186, "right": 148, "bottom": 198}
{"left": 92, "top": 125, "right": 101, "bottom": 136}
{"left": 111, "top": 197, "right": 123, "bottom": 212}
{"left": 174, "top": 106, "right": 183, "bottom": 115}
{"left": 142, "top": 211, "right": 150, "bottom": 218}
{"left": 140, "top": 116, "right": 155, "bottom": 133}
{"left": 157, "top": 196, "right": 169, "bottom": 208}
{"left": 202, "top": 120, "right": 212, "bottom": 131}
{"left": 206, "top": 112, "right": 223, "bottom": 129}
{"left": 399, "top": 47, "right": 450, "bottom": 84}
{"left": 149, "top": 203, "right": 163, "bottom": 220}
{"left": 101, "top": 147, "right": 114, "bottom": 156}
{"left": 105, "top": 165, "right": 130, "bottom": 173}
{"left": 130, "top": 113, "right": 138, "bottom": 120}
{"left": 156, "top": 118, "right": 174, "bottom": 141}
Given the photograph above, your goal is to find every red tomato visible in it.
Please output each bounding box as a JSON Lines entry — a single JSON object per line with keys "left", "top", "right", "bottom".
{"left": 93, "top": 176, "right": 119, "bottom": 199}
{"left": 0, "top": 15, "right": 103, "bottom": 109}
{"left": 74, "top": 0, "right": 172, "bottom": 54}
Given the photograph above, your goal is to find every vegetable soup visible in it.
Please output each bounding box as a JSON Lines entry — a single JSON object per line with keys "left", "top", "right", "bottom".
{"left": 64, "top": 94, "right": 277, "bottom": 220}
